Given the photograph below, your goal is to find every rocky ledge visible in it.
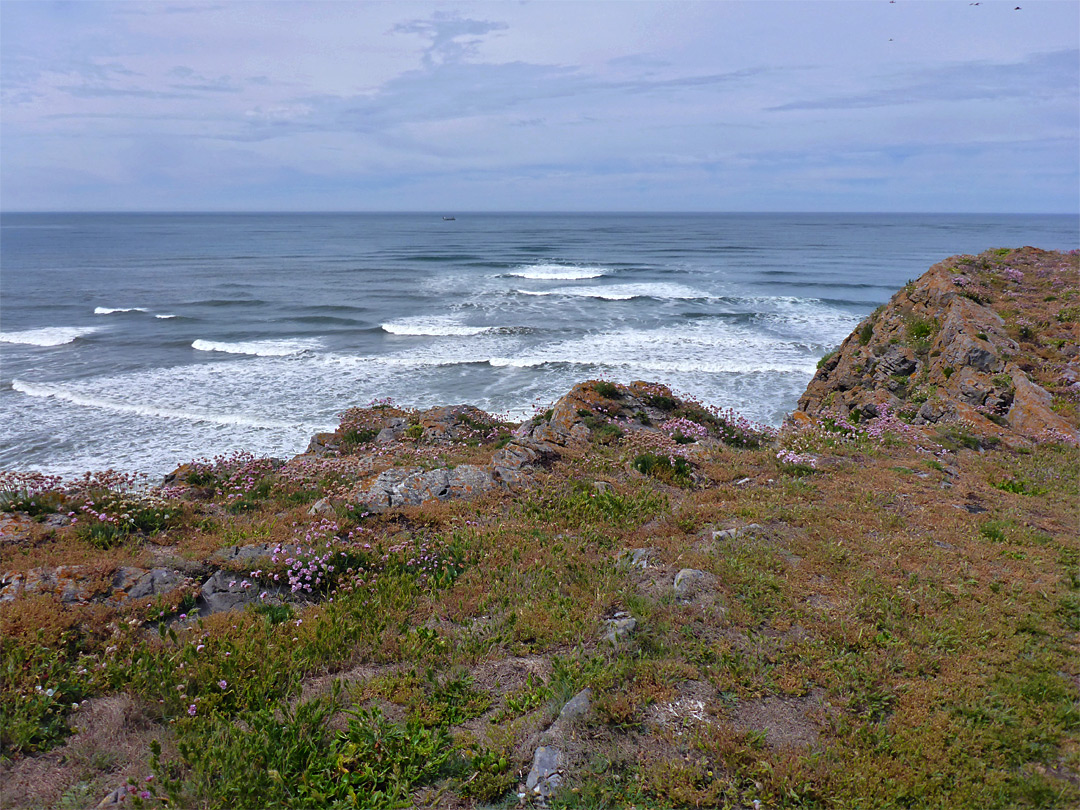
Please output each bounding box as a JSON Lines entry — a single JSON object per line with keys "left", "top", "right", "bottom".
{"left": 796, "top": 247, "right": 1078, "bottom": 448}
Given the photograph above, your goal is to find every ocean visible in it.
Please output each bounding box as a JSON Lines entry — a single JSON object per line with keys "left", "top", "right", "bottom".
{"left": 2, "top": 212, "right": 1076, "bottom": 478}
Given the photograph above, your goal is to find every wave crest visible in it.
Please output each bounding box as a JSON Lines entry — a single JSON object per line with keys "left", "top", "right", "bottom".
{"left": 381, "top": 317, "right": 494, "bottom": 337}
{"left": 95, "top": 306, "right": 148, "bottom": 315}
{"left": 11, "top": 379, "right": 315, "bottom": 429}
{"left": 516, "top": 283, "right": 712, "bottom": 301}
{"left": 0, "top": 327, "right": 98, "bottom": 346}
{"left": 506, "top": 263, "right": 608, "bottom": 280}
{"left": 191, "top": 338, "right": 320, "bottom": 356}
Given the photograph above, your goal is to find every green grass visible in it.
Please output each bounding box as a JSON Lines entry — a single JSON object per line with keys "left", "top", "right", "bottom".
{"left": 2, "top": 374, "right": 1078, "bottom": 809}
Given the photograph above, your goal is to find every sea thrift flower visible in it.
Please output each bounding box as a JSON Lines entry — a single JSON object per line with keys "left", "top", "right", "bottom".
{"left": 188, "top": 704, "right": 197, "bottom": 716}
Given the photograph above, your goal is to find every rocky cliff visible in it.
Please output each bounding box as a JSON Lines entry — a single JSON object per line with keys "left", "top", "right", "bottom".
{"left": 795, "top": 247, "right": 1079, "bottom": 447}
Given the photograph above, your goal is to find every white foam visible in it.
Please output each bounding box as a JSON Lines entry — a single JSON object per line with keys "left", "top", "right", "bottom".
{"left": 486, "top": 320, "right": 823, "bottom": 375}
{"left": 155, "top": 314, "right": 178, "bottom": 320}
{"left": 191, "top": 338, "right": 320, "bottom": 356}
{"left": 95, "top": 306, "right": 148, "bottom": 315}
{"left": 0, "top": 327, "right": 98, "bottom": 346}
{"left": 506, "top": 263, "right": 608, "bottom": 280}
{"left": 11, "top": 379, "right": 320, "bottom": 430}
{"left": 516, "top": 283, "right": 712, "bottom": 301}
{"left": 381, "top": 316, "right": 493, "bottom": 336}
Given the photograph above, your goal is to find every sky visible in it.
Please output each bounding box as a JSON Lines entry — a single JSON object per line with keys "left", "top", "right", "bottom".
{"left": 1, "top": 0, "right": 1077, "bottom": 213}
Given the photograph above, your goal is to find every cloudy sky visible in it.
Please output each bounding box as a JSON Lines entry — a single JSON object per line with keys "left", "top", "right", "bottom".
{"left": 2, "top": 1, "right": 1077, "bottom": 212}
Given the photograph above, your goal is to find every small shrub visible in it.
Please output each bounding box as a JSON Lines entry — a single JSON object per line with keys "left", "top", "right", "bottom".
{"left": 1057, "top": 304, "right": 1080, "bottom": 323}
{"left": 457, "top": 746, "right": 514, "bottom": 801}
{"left": 980, "top": 520, "right": 1012, "bottom": 543}
{"left": 148, "top": 698, "right": 454, "bottom": 809}
{"left": 993, "top": 478, "right": 1046, "bottom": 496}
{"left": 593, "top": 381, "right": 621, "bottom": 399}
{"left": 633, "top": 453, "right": 692, "bottom": 486}
{"left": 817, "top": 350, "right": 838, "bottom": 370}
{"left": 906, "top": 315, "right": 938, "bottom": 353}
{"left": 646, "top": 394, "right": 679, "bottom": 412}
{"left": 859, "top": 321, "right": 874, "bottom": 345}
{"left": 341, "top": 427, "right": 379, "bottom": 448}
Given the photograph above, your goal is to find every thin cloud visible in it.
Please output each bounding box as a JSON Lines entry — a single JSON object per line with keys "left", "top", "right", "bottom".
{"left": 770, "top": 49, "right": 1078, "bottom": 111}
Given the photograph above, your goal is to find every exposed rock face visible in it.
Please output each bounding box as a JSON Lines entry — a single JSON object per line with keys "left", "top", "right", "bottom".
{"left": 418, "top": 405, "right": 499, "bottom": 444}
{"left": 1, "top": 565, "right": 194, "bottom": 605}
{"left": 796, "top": 248, "right": 1078, "bottom": 446}
{"left": 344, "top": 379, "right": 717, "bottom": 512}
{"left": 197, "top": 569, "right": 292, "bottom": 615}
{"left": 353, "top": 465, "right": 499, "bottom": 513}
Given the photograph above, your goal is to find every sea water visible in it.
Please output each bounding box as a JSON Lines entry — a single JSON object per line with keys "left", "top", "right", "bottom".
{"left": 2, "top": 212, "right": 1076, "bottom": 477}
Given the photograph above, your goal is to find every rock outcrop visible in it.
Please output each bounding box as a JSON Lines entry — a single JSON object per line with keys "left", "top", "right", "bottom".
{"left": 341, "top": 380, "right": 732, "bottom": 512}
{"left": 796, "top": 247, "right": 1078, "bottom": 447}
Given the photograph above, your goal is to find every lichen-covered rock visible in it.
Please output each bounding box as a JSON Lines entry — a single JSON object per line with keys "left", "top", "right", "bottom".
{"left": 796, "top": 248, "right": 1078, "bottom": 446}
{"left": 418, "top": 405, "right": 499, "bottom": 443}
{"left": 354, "top": 464, "right": 499, "bottom": 512}
{"left": 197, "top": 569, "right": 291, "bottom": 614}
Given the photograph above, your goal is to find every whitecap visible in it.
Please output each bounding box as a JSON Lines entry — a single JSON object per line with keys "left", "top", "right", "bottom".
{"left": 155, "top": 314, "right": 178, "bottom": 320}
{"left": 506, "top": 263, "right": 609, "bottom": 280}
{"left": 381, "top": 316, "right": 493, "bottom": 337}
{"left": 486, "top": 320, "right": 825, "bottom": 375}
{"left": 515, "top": 283, "right": 712, "bottom": 301}
{"left": 0, "top": 326, "right": 98, "bottom": 346}
{"left": 95, "top": 306, "right": 148, "bottom": 315}
{"left": 11, "top": 379, "right": 321, "bottom": 430}
{"left": 191, "top": 338, "right": 320, "bottom": 357}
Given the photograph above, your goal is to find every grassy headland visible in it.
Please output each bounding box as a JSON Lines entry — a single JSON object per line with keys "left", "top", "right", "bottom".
{"left": 1, "top": 248, "right": 1077, "bottom": 809}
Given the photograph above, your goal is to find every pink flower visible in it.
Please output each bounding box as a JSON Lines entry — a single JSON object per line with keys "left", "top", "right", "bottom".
{"left": 218, "top": 680, "right": 227, "bottom": 689}
{"left": 188, "top": 704, "right": 197, "bottom": 716}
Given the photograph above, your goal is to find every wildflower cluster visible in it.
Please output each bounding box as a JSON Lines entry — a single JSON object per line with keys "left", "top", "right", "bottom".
{"left": 1001, "top": 267, "right": 1024, "bottom": 283}
{"left": 860, "top": 402, "right": 941, "bottom": 452}
{"left": 950, "top": 273, "right": 992, "bottom": 303}
{"left": 783, "top": 403, "right": 943, "bottom": 457}
{"left": 1012, "top": 316, "right": 1036, "bottom": 341}
{"left": 338, "top": 401, "right": 410, "bottom": 447}
{"left": 274, "top": 456, "right": 374, "bottom": 500}
{"left": 0, "top": 471, "right": 67, "bottom": 515}
{"left": 776, "top": 449, "right": 818, "bottom": 470}
{"left": 660, "top": 417, "right": 709, "bottom": 444}
{"left": 58, "top": 471, "right": 176, "bottom": 547}
{"left": 623, "top": 427, "right": 693, "bottom": 464}
{"left": 1031, "top": 427, "right": 1078, "bottom": 447}
{"left": 273, "top": 518, "right": 341, "bottom": 595}
{"left": 186, "top": 452, "right": 279, "bottom": 505}
{"left": 707, "top": 406, "right": 776, "bottom": 448}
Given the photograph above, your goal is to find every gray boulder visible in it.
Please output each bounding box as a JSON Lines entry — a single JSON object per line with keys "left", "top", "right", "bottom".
{"left": 197, "top": 570, "right": 290, "bottom": 615}
{"left": 355, "top": 464, "right": 498, "bottom": 512}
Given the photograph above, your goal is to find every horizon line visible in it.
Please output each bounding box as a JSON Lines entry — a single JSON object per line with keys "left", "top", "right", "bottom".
{"left": 2, "top": 209, "right": 1078, "bottom": 217}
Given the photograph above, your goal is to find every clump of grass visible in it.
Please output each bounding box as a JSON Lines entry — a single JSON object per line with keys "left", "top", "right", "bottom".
{"left": 817, "top": 349, "right": 838, "bottom": 370}
{"left": 0, "top": 633, "right": 92, "bottom": 757}
{"left": 993, "top": 477, "right": 1046, "bottom": 496}
{"left": 147, "top": 695, "right": 454, "bottom": 809}
{"left": 906, "top": 314, "right": 939, "bottom": 353}
{"left": 632, "top": 452, "right": 692, "bottom": 486}
{"left": 592, "top": 380, "right": 622, "bottom": 399}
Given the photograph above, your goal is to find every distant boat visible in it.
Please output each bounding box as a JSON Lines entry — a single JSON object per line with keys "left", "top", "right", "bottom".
{"left": 442, "top": 216, "right": 456, "bottom": 221}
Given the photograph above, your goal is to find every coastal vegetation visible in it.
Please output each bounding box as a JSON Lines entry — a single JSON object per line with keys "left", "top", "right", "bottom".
{"left": 1, "top": 249, "right": 1077, "bottom": 809}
